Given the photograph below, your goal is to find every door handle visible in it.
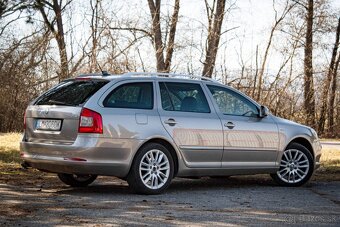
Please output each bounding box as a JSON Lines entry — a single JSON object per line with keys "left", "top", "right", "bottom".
{"left": 164, "top": 118, "right": 177, "bottom": 126}
{"left": 224, "top": 122, "right": 235, "bottom": 129}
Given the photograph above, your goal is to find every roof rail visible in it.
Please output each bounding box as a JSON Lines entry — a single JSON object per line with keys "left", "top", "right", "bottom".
{"left": 122, "top": 72, "right": 219, "bottom": 83}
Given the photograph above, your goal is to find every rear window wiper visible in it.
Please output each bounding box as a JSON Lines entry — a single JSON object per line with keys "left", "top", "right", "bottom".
{"left": 47, "top": 100, "right": 76, "bottom": 106}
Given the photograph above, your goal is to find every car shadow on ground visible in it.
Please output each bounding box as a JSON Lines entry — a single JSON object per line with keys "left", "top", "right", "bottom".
{"left": 53, "top": 175, "right": 278, "bottom": 196}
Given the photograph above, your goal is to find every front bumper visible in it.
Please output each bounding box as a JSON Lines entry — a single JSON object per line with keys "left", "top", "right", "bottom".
{"left": 313, "top": 139, "right": 322, "bottom": 170}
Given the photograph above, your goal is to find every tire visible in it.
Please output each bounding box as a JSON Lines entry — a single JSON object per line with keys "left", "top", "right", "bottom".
{"left": 271, "top": 142, "right": 314, "bottom": 187}
{"left": 127, "top": 143, "right": 174, "bottom": 195}
{"left": 57, "top": 173, "right": 97, "bottom": 187}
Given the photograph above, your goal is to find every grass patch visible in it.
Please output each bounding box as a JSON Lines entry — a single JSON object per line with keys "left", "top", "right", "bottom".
{"left": 314, "top": 147, "right": 340, "bottom": 181}
{"left": 0, "top": 133, "right": 22, "bottom": 163}
{"left": 0, "top": 149, "right": 21, "bottom": 163}
{"left": 320, "top": 148, "right": 340, "bottom": 167}
{"left": 320, "top": 138, "right": 340, "bottom": 142}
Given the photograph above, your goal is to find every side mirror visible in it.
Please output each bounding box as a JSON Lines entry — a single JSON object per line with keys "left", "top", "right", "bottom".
{"left": 258, "top": 105, "right": 269, "bottom": 118}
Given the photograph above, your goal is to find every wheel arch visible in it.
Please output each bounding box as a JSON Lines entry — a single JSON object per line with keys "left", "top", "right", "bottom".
{"left": 286, "top": 137, "right": 314, "bottom": 160}
{"left": 132, "top": 137, "right": 180, "bottom": 177}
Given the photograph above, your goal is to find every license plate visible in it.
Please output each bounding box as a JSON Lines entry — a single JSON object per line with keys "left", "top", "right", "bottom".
{"left": 36, "top": 119, "right": 62, "bottom": 131}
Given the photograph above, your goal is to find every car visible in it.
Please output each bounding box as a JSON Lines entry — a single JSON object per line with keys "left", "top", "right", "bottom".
{"left": 20, "top": 72, "right": 322, "bottom": 194}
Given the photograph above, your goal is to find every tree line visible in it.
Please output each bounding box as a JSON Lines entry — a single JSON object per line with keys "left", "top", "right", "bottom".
{"left": 0, "top": 0, "right": 339, "bottom": 137}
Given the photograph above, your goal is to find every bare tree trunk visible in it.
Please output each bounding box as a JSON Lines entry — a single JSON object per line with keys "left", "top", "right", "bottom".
{"left": 256, "top": 24, "right": 275, "bottom": 102}
{"left": 54, "top": 0, "right": 68, "bottom": 81}
{"left": 328, "top": 46, "right": 340, "bottom": 135}
{"left": 256, "top": 1, "right": 295, "bottom": 101}
{"left": 252, "top": 45, "right": 258, "bottom": 97}
{"left": 147, "top": 0, "right": 180, "bottom": 72}
{"left": 318, "top": 17, "right": 340, "bottom": 134}
{"left": 147, "top": 0, "right": 165, "bottom": 72}
{"left": 89, "top": 0, "right": 100, "bottom": 72}
{"left": 304, "top": 0, "right": 316, "bottom": 128}
{"left": 37, "top": 0, "right": 69, "bottom": 81}
{"left": 164, "top": 0, "right": 180, "bottom": 72}
{"left": 202, "top": 0, "right": 226, "bottom": 78}
{"left": 336, "top": 95, "right": 340, "bottom": 137}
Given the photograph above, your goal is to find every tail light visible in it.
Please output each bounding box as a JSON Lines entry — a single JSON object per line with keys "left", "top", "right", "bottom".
{"left": 78, "top": 108, "right": 103, "bottom": 134}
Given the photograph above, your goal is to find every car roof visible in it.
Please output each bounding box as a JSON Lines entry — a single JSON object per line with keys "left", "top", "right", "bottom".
{"left": 76, "top": 72, "right": 221, "bottom": 84}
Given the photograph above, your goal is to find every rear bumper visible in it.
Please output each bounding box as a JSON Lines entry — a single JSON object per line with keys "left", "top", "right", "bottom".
{"left": 20, "top": 135, "right": 144, "bottom": 177}
{"left": 22, "top": 155, "right": 128, "bottom": 177}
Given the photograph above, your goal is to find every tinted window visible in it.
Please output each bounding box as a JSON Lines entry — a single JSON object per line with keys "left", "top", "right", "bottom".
{"left": 159, "top": 82, "right": 210, "bottom": 113}
{"left": 35, "top": 79, "right": 108, "bottom": 106}
{"left": 103, "top": 82, "right": 153, "bottom": 109}
{"left": 207, "top": 85, "right": 258, "bottom": 117}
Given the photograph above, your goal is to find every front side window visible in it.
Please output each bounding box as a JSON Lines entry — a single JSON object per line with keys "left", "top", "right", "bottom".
{"left": 103, "top": 82, "right": 153, "bottom": 109}
{"left": 159, "top": 82, "right": 210, "bottom": 113}
{"left": 207, "top": 85, "right": 258, "bottom": 117}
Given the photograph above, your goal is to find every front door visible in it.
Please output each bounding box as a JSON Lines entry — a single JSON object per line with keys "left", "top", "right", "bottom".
{"left": 157, "top": 81, "right": 223, "bottom": 168}
{"left": 205, "top": 84, "right": 279, "bottom": 168}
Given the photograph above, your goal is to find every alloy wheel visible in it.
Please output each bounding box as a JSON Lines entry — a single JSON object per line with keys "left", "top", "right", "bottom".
{"left": 277, "top": 149, "right": 310, "bottom": 184}
{"left": 139, "top": 149, "right": 170, "bottom": 189}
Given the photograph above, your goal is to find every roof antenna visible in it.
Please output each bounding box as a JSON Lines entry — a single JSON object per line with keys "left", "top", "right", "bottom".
{"left": 95, "top": 60, "right": 109, "bottom": 76}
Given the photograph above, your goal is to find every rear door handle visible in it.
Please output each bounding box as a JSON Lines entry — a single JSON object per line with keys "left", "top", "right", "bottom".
{"left": 164, "top": 118, "right": 177, "bottom": 126}
{"left": 224, "top": 122, "right": 235, "bottom": 129}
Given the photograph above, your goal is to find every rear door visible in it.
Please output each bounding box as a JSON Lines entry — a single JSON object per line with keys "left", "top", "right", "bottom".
{"left": 157, "top": 81, "right": 223, "bottom": 168}
{"left": 25, "top": 79, "right": 108, "bottom": 144}
{"left": 97, "top": 80, "right": 159, "bottom": 140}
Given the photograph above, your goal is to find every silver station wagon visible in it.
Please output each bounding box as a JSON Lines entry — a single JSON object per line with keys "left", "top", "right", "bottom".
{"left": 21, "top": 72, "right": 322, "bottom": 194}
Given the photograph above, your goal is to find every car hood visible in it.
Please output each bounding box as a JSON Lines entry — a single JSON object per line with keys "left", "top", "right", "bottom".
{"left": 271, "top": 115, "right": 310, "bottom": 129}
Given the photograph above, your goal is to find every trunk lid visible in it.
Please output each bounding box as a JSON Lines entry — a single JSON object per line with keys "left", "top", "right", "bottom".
{"left": 25, "top": 105, "right": 82, "bottom": 144}
{"left": 24, "top": 79, "right": 109, "bottom": 144}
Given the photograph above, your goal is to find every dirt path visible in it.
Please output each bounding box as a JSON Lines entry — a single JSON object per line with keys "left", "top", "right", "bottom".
{"left": 1, "top": 171, "right": 339, "bottom": 226}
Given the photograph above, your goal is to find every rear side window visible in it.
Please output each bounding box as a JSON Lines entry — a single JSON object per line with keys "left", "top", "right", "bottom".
{"left": 35, "top": 79, "right": 108, "bottom": 106}
{"left": 159, "top": 82, "right": 210, "bottom": 113}
{"left": 103, "top": 82, "right": 153, "bottom": 109}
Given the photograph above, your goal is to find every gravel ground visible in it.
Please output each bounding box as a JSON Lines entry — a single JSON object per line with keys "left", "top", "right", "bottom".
{"left": 0, "top": 173, "right": 339, "bottom": 226}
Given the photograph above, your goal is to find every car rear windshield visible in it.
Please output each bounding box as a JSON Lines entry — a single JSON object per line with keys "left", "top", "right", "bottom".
{"left": 35, "top": 79, "right": 109, "bottom": 106}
